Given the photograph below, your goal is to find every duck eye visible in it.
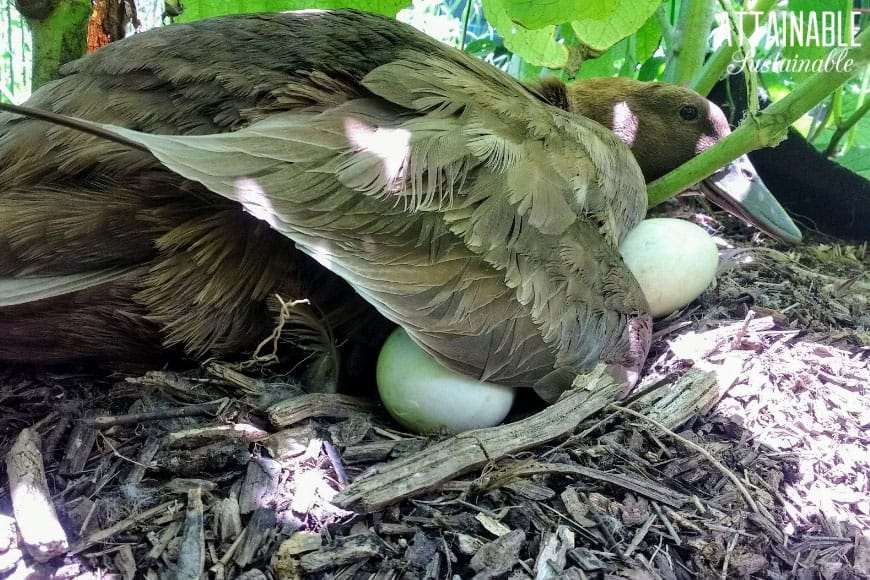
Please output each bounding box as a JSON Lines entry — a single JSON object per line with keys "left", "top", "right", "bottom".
{"left": 679, "top": 105, "right": 699, "bottom": 121}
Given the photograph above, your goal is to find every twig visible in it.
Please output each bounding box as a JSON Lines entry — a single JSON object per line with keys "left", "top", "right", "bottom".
{"left": 209, "top": 527, "right": 247, "bottom": 578}
{"left": 655, "top": 5, "right": 675, "bottom": 52}
{"left": 652, "top": 502, "right": 681, "bottom": 545}
{"left": 323, "top": 439, "right": 348, "bottom": 488}
{"left": 585, "top": 502, "right": 625, "bottom": 560}
{"left": 720, "top": 531, "right": 741, "bottom": 580}
{"left": 611, "top": 405, "right": 759, "bottom": 513}
{"left": 692, "top": 0, "right": 777, "bottom": 95}
{"left": 267, "top": 393, "right": 377, "bottom": 428}
{"left": 624, "top": 514, "right": 657, "bottom": 558}
{"left": 824, "top": 98, "right": 870, "bottom": 156}
{"left": 87, "top": 399, "right": 228, "bottom": 427}
{"left": 143, "top": 520, "right": 183, "bottom": 562}
{"left": 69, "top": 500, "right": 183, "bottom": 555}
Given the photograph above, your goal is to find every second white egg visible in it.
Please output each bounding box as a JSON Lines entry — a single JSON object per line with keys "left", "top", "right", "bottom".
{"left": 619, "top": 218, "right": 719, "bottom": 318}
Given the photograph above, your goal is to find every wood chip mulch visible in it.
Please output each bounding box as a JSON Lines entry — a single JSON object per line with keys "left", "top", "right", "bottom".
{"left": 0, "top": 203, "right": 868, "bottom": 580}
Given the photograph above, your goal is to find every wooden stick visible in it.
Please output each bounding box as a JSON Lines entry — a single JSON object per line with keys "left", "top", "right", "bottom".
{"left": 6, "top": 428, "right": 69, "bottom": 562}
{"left": 333, "top": 366, "right": 622, "bottom": 513}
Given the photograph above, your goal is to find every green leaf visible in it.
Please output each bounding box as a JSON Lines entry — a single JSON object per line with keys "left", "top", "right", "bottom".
{"left": 576, "top": 38, "right": 629, "bottom": 79}
{"left": 501, "top": 0, "right": 597, "bottom": 29}
{"left": 482, "top": 0, "right": 568, "bottom": 68}
{"left": 465, "top": 38, "right": 498, "bottom": 57}
{"left": 637, "top": 56, "right": 666, "bottom": 81}
{"left": 634, "top": 12, "right": 662, "bottom": 64}
{"left": 503, "top": 0, "right": 660, "bottom": 55}
{"left": 835, "top": 145, "right": 870, "bottom": 178}
{"left": 175, "top": 0, "right": 410, "bottom": 22}
{"left": 569, "top": 0, "right": 660, "bottom": 52}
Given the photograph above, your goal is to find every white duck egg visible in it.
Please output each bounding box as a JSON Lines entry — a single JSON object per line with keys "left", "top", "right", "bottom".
{"left": 376, "top": 328, "right": 516, "bottom": 434}
{"left": 619, "top": 218, "right": 719, "bottom": 318}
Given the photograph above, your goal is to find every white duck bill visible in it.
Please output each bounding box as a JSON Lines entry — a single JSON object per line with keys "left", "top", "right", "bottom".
{"left": 700, "top": 155, "right": 803, "bottom": 244}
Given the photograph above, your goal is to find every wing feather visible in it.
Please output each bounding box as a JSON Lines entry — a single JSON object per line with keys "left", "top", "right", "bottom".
{"left": 0, "top": 268, "right": 134, "bottom": 306}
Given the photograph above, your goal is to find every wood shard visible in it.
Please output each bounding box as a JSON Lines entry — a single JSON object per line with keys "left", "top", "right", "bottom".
{"left": 113, "top": 544, "right": 136, "bottom": 580}
{"left": 59, "top": 418, "right": 98, "bottom": 475}
{"left": 267, "top": 393, "right": 378, "bottom": 428}
{"left": 69, "top": 500, "right": 183, "bottom": 555}
{"left": 635, "top": 369, "right": 720, "bottom": 428}
{"left": 298, "top": 533, "right": 384, "bottom": 573}
{"left": 215, "top": 496, "right": 243, "bottom": 543}
{"left": 166, "top": 423, "right": 270, "bottom": 449}
{"left": 238, "top": 458, "right": 283, "bottom": 515}
{"left": 534, "top": 525, "right": 574, "bottom": 579}
{"left": 234, "top": 508, "right": 277, "bottom": 567}
{"left": 176, "top": 487, "right": 206, "bottom": 580}
{"left": 470, "top": 529, "right": 525, "bottom": 577}
{"left": 6, "top": 428, "right": 69, "bottom": 562}
{"left": 278, "top": 531, "right": 323, "bottom": 556}
{"left": 263, "top": 423, "right": 318, "bottom": 459}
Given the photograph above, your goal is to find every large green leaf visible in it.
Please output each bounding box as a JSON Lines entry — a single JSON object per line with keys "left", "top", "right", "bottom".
{"left": 503, "top": 0, "right": 659, "bottom": 52}
{"left": 175, "top": 0, "right": 409, "bottom": 22}
{"left": 569, "top": 0, "right": 660, "bottom": 52}
{"left": 482, "top": 0, "right": 568, "bottom": 68}
{"left": 501, "top": 0, "right": 597, "bottom": 29}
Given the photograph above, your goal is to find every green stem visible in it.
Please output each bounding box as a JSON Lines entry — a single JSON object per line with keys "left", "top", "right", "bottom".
{"left": 806, "top": 92, "right": 834, "bottom": 142}
{"left": 647, "top": 25, "right": 870, "bottom": 207}
{"left": 717, "top": 0, "right": 761, "bottom": 115}
{"left": 655, "top": 4, "right": 675, "bottom": 54}
{"left": 824, "top": 95, "right": 870, "bottom": 156}
{"left": 460, "top": 0, "right": 473, "bottom": 50}
{"left": 665, "top": 0, "right": 716, "bottom": 84}
{"left": 845, "top": 64, "right": 870, "bottom": 148}
{"left": 692, "top": 0, "right": 777, "bottom": 96}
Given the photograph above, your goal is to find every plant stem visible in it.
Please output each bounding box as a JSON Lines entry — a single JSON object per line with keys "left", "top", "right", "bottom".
{"left": 824, "top": 96, "right": 870, "bottom": 156}
{"left": 15, "top": 0, "right": 91, "bottom": 90}
{"left": 460, "top": 0, "right": 473, "bottom": 50}
{"left": 655, "top": 4, "right": 675, "bottom": 54}
{"left": 665, "top": 0, "right": 716, "bottom": 84}
{"left": 647, "top": 25, "right": 870, "bottom": 207}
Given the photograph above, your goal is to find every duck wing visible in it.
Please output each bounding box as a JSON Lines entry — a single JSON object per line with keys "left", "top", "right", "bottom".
{"left": 1, "top": 10, "right": 441, "bottom": 357}
{"left": 97, "top": 36, "right": 652, "bottom": 390}
{"left": 0, "top": 10, "right": 651, "bottom": 389}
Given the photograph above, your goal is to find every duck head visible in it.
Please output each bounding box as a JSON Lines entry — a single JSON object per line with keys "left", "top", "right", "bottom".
{"left": 556, "top": 77, "right": 802, "bottom": 244}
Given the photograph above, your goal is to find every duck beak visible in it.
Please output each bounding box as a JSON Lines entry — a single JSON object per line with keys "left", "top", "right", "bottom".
{"left": 699, "top": 155, "right": 803, "bottom": 244}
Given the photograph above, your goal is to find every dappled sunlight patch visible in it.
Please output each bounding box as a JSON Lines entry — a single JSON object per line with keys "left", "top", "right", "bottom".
{"left": 234, "top": 177, "right": 278, "bottom": 229}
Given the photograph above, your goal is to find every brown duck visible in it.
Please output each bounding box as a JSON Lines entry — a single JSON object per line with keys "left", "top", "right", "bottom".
{"left": 0, "top": 10, "right": 799, "bottom": 397}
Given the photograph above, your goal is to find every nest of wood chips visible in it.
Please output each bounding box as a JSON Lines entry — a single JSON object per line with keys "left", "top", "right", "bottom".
{"left": 0, "top": 202, "right": 868, "bottom": 580}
